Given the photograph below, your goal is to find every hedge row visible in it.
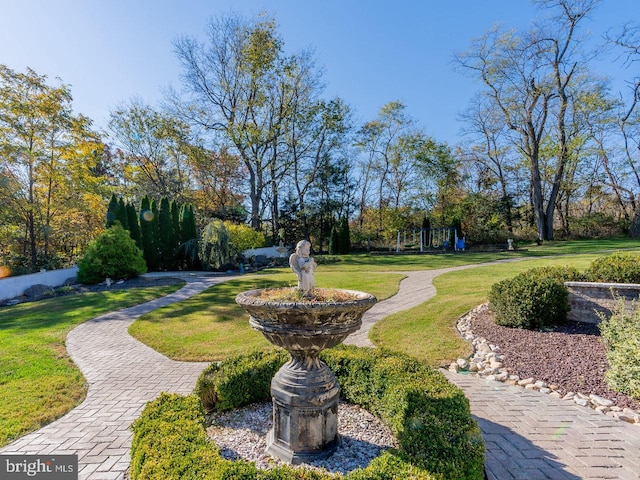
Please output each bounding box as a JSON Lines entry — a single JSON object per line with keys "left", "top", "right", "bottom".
{"left": 132, "top": 346, "right": 485, "bottom": 480}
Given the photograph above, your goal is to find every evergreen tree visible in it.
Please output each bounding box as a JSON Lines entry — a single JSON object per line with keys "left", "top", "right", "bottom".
{"left": 116, "top": 197, "right": 129, "bottom": 230}
{"left": 126, "top": 202, "right": 142, "bottom": 249}
{"left": 140, "top": 195, "right": 158, "bottom": 271}
{"left": 338, "top": 217, "right": 351, "bottom": 254}
{"left": 77, "top": 224, "right": 146, "bottom": 284}
{"left": 106, "top": 194, "right": 119, "bottom": 228}
{"left": 150, "top": 198, "right": 160, "bottom": 270}
{"left": 329, "top": 225, "right": 340, "bottom": 255}
{"left": 451, "top": 218, "right": 463, "bottom": 239}
{"left": 158, "top": 197, "right": 174, "bottom": 270}
{"left": 422, "top": 216, "right": 431, "bottom": 248}
{"left": 179, "top": 204, "right": 199, "bottom": 269}
{"left": 170, "top": 200, "right": 181, "bottom": 260}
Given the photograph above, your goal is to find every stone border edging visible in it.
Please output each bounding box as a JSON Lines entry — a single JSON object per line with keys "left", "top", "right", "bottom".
{"left": 449, "top": 303, "right": 640, "bottom": 426}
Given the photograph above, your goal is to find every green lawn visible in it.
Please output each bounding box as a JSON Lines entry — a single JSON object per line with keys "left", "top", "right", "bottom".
{"left": 0, "top": 285, "right": 183, "bottom": 447}
{"left": 130, "top": 237, "right": 640, "bottom": 366}
{"left": 128, "top": 271, "right": 405, "bottom": 361}
{"left": 3, "top": 236, "right": 640, "bottom": 447}
{"left": 370, "top": 254, "right": 606, "bottom": 366}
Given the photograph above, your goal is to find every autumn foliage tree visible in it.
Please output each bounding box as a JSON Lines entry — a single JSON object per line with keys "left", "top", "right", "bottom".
{"left": 0, "top": 64, "right": 107, "bottom": 273}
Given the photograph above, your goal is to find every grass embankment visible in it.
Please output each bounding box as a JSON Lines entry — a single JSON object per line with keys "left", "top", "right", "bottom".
{"left": 0, "top": 285, "right": 183, "bottom": 447}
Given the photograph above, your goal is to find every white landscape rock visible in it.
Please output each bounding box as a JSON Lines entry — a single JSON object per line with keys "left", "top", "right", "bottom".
{"left": 589, "top": 394, "right": 614, "bottom": 407}
{"left": 456, "top": 358, "right": 469, "bottom": 369}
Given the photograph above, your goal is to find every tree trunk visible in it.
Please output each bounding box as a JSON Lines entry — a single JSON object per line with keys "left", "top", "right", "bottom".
{"left": 630, "top": 207, "right": 640, "bottom": 238}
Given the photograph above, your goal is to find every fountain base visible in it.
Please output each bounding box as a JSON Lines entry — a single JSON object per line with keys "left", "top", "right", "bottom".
{"left": 267, "top": 356, "right": 340, "bottom": 463}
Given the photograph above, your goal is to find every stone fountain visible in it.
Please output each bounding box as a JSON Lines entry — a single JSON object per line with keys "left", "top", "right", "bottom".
{"left": 235, "top": 240, "right": 376, "bottom": 463}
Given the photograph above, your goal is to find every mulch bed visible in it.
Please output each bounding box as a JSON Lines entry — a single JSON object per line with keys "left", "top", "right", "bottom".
{"left": 470, "top": 307, "right": 640, "bottom": 411}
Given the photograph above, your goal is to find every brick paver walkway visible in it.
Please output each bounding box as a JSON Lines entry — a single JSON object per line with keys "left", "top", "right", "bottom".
{"left": 1, "top": 276, "right": 235, "bottom": 479}
{"left": 2, "top": 267, "right": 640, "bottom": 479}
{"left": 349, "top": 266, "right": 640, "bottom": 479}
{"left": 442, "top": 371, "right": 640, "bottom": 480}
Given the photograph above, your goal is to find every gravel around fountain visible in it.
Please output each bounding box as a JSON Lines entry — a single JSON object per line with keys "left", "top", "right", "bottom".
{"left": 206, "top": 402, "right": 398, "bottom": 475}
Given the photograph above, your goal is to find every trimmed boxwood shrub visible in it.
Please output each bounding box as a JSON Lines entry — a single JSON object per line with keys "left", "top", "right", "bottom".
{"left": 599, "top": 300, "right": 640, "bottom": 401}
{"left": 489, "top": 267, "right": 572, "bottom": 329}
{"left": 132, "top": 347, "right": 484, "bottom": 479}
{"left": 523, "top": 266, "right": 583, "bottom": 283}
{"left": 195, "top": 348, "right": 286, "bottom": 412}
{"left": 585, "top": 251, "right": 640, "bottom": 284}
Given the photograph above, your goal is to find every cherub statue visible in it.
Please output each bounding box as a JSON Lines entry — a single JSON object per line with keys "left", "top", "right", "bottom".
{"left": 289, "top": 240, "right": 317, "bottom": 293}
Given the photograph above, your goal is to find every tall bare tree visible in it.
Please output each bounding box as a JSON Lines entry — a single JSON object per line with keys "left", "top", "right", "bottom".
{"left": 456, "top": 0, "right": 599, "bottom": 240}
{"left": 171, "top": 12, "right": 326, "bottom": 234}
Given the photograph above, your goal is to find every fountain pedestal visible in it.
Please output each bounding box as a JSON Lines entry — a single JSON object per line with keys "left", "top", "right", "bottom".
{"left": 236, "top": 288, "right": 376, "bottom": 464}
{"left": 268, "top": 354, "right": 340, "bottom": 462}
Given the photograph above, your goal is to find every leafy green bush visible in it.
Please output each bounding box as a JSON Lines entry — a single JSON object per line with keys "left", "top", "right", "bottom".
{"left": 489, "top": 269, "right": 570, "bottom": 329}
{"left": 585, "top": 251, "right": 640, "bottom": 284}
{"left": 77, "top": 223, "right": 147, "bottom": 284}
{"left": 131, "top": 393, "right": 440, "bottom": 479}
{"left": 323, "top": 347, "right": 484, "bottom": 479}
{"left": 195, "top": 348, "right": 286, "bottom": 412}
{"left": 599, "top": 300, "right": 640, "bottom": 401}
{"left": 188, "top": 346, "right": 484, "bottom": 480}
{"left": 523, "top": 266, "right": 583, "bottom": 283}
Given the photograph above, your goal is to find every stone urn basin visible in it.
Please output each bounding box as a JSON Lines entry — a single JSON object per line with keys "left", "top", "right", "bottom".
{"left": 235, "top": 287, "right": 376, "bottom": 464}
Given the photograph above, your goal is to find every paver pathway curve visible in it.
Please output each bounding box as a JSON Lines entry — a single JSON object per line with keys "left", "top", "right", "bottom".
{"left": 3, "top": 266, "right": 640, "bottom": 479}
{"left": 1, "top": 276, "right": 235, "bottom": 479}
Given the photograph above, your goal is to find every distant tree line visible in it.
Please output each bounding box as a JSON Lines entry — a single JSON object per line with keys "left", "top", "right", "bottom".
{"left": 2, "top": 1, "right": 640, "bottom": 276}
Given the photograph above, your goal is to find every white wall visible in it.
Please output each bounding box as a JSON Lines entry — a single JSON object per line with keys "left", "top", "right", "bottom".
{"left": 243, "top": 246, "right": 290, "bottom": 259}
{"left": 0, "top": 267, "right": 78, "bottom": 302}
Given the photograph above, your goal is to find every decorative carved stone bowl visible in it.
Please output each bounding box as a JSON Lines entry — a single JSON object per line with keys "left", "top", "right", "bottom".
{"left": 235, "top": 287, "right": 376, "bottom": 464}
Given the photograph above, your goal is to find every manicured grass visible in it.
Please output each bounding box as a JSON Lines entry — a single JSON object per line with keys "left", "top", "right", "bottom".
{"left": 0, "top": 285, "right": 183, "bottom": 447}
{"left": 128, "top": 271, "right": 405, "bottom": 361}
{"left": 130, "top": 239, "right": 640, "bottom": 365}
{"left": 4, "top": 237, "right": 639, "bottom": 447}
{"left": 369, "top": 253, "right": 620, "bottom": 367}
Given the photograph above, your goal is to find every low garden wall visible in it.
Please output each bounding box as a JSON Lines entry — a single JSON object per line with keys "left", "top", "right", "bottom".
{"left": 565, "top": 281, "right": 640, "bottom": 324}
{"left": 0, "top": 267, "right": 78, "bottom": 302}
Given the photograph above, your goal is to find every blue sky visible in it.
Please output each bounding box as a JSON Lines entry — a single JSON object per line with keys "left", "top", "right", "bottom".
{"left": 1, "top": 1, "right": 638, "bottom": 145}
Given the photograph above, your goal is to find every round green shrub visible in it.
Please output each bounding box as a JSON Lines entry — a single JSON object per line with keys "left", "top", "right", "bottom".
{"left": 77, "top": 223, "right": 147, "bottom": 285}
{"left": 489, "top": 269, "right": 569, "bottom": 329}
{"left": 585, "top": 251, "right": 640, "bottom": 284}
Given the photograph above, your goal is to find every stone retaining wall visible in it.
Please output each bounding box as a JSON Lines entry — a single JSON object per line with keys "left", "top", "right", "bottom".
{"left": 565, "top": 281, "right": 640, "bottom": 324}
